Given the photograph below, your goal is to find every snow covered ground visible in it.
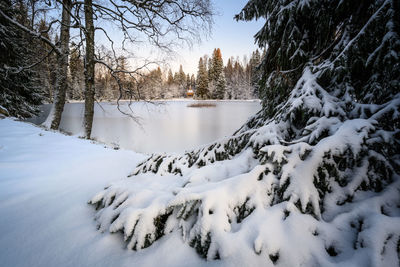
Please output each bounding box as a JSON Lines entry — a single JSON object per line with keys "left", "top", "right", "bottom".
{"left": 1, "top": 112, "right": 399, "bottom": 267}
{"left": 0, "top": 118, "right": 214, "bottom": 267}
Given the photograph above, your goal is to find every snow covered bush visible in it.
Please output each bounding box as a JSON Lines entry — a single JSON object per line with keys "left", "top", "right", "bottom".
{"left": 90, "top": 0, "right": 400, "bottom": 265}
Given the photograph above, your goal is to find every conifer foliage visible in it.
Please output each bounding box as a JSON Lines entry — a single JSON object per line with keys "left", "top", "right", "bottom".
{"left": 91, "top": 0, "right": 400, "bottom": 265}
{"left": 0, "top": 0, "right": 44, "bottom": 118}
{"left": 195, "top": 48, "right": 260, "bottom": 100}
{"left": 196, "top": 57, "right": 209, "bottom": 99}
{"left": 209, "top": 48, "right": 225, "bottom": 99}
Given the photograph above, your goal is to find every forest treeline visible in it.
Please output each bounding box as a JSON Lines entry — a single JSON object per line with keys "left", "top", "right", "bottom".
{"left": 0, "top": 0, "right": 215, "bottom": 138}
{"left": 69, "top": 48, "right": 264, "bottom": 101}
{"left": 0, "top": 0, "right": 260, "bottom": 140}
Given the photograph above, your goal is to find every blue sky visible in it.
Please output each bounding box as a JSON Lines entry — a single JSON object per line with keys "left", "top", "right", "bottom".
{"left": 92, "top": 0, "right": 265, "bottom": 75}
{"left": 169, "top": 0, "right": 265, "bottom": 74}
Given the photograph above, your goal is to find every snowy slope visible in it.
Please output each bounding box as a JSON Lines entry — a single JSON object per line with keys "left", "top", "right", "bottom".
{"left": 0, "top": 118, "right": 211, "bottom": 267}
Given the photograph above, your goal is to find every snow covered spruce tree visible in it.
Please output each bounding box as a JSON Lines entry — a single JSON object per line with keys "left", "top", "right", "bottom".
{"left": 196, "top": 57, "right": 210, "bottom": 99}
{"left": 0, "top": 0, "right": 44, "bottom": 118}
{"left": 209, "top": 48, "right": 226, "bottom": 99}
{"left": 90, "top": 0, "right": 400, "bottom": 265}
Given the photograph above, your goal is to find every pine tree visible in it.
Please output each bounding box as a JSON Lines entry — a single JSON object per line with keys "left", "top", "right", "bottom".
{"left": 164, "top": 69, "right": 179, "bottom": 98}
{"left": 207, "top": 56, "right": 212, "bottom": 79}
{"left": 190, "top": 74, "right": 196, "bottom": 90}
{"left": 209, "top": 48, "right": 225, "bottom": 99}
{"left": 186, "top": 74, "right": 191, "bottom": 90}
{"left": 36, "top": 18, "right": 57, "bottom": 102}
{"left": 214, "top": 70, "right": 226, "bottom": 99}
{"left": 237, "top": 0, "right": 400, "bottom": 115}
{"left": 90, "top": 0, "right": 400, "bottom": 264}
{"left": 167, "top": 69, "right": 174, "bottom": 85}
{"left": 178, "top": 65, "right": 186, "bottom": 97}
{"left": 143, "top": 67, "right": 163, "bottom": 99}
{"left": 69, "top": 43, "right": 84, "bottom": 100}
{"left": 249, "top": 49, "right": 261, "bottom": 97}
{"left": 215, "top": 49, "right": 224, "bottom": 78}
{"left": 224, "top": 58, "right": 234, "bottom": 99}
{"left": 0, "top": 0, "right": 44, "bottom": 118}
{"left": 195, "top": 57, "right": 209, "bottom": 99}
{"left": 173, "top": 71, "right": 179, "bottom": 83}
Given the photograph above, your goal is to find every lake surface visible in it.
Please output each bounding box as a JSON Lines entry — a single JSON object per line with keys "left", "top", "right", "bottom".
{"left": 29, "top": 100, "right": 261, "bottom": 153}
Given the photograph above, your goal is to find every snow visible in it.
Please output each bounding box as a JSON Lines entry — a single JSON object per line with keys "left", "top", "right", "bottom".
{"left": 92, "top": 138, "right": 400, "bottom": 266}
{"left": 88, "top": 69, "right": 400, "bottom": 266}
{"left": 1, "top": 89, "right": 399, "bottom": 266}
{"left": 0, "top": 118, "right": 209, "bottom": 267}
{"left": 41, "top": 103, "right": 55, "bottom": 129}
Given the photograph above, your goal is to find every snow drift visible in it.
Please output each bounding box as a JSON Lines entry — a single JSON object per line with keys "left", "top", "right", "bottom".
{"left": 90, "top": 0, "right": 400, "bottom": 266}
{"left": 90, "top": 69, "right": 400, "bottom": 266}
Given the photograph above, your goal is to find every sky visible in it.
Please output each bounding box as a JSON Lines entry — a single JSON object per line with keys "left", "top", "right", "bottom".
{"left": 168, "top": 0, "right": 265, "bottom": 74}
{"left": 92, "top": 0, "right": 265, "bottom": 75}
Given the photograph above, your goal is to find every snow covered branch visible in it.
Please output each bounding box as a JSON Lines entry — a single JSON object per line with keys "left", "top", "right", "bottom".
{"left": 0, "top": 8, "right": 61, "bottom": 55}
{"left": 88, "top": 1, "right": 400, "bottom": 265}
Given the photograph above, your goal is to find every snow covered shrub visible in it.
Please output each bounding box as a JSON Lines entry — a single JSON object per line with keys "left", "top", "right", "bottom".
{"left": 90, "top": 0, "right": 400, "bottom": 265}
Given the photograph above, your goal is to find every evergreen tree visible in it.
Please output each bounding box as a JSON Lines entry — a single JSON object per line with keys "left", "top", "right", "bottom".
{"left": 224, "top": 58, "right": 234, "bottom": 99}
{"left": 178, "top": 65, "right": 186, "bottom": 97}
{"left": 209, "top": 48, "right": 223, "bottom": 81}
{"left": 209, "top": 48, "right": 225, "bottom": 99}
{"left": 190, "top": 74, "right": 196, "bottom": 90}
{"left": 214, "top": 70, "right": 226, "bottom": 99}
{"left": 178, "top": 65, "right": 185, "bottom": 83}
{"left": 195, "top": 57, "right": 209, "bottom": 99}
{"left": 173, "top": 71, "right": 179, "bottom": 84}
{"left": 207, "top": 56, "right": 212, "bottom": 79}
{"left": 249, "top": 49, "right": 261, "bottom": 97}
{"left": 146, "top": 67, "right": 163, "bottom": 99}
{"left": 92, "top": 0, "right": 400, "bottom": 264}
{"left": 186, "top": 74, "right": 191, "bottom": 90}
{"left": 237, "top": 0, "right": 400, "bottom": 114}
{"left": 69, "top": 43, "right": 84, "bottom": 100}
{"left": 0, "top": 0, "right": 44, "bottom": 118}
{"left": 36, "top": 18, "right": 57, "bottom": 102}
{"left": 164, "top": 69, "right": 179, "bottom": 98}
{"left": 167, "top": 69, "right": 174, "bottom": 85}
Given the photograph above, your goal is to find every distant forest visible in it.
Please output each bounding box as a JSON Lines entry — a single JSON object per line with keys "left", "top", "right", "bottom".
{"left": 68, "top": 48, "right": 264, "bottom": 101}
{"left": 0, "top": 0, "right": 260, "bottom": 127}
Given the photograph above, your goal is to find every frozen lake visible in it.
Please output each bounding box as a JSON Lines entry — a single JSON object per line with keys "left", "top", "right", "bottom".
{"left": 29, "top": 100, "right": 261, "bottom": 153}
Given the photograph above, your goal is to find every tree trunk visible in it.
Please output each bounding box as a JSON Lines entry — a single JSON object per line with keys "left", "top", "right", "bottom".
{"left": 83, "top": 0, "right": 95, "bottom": 138}
{"left": 45, "top": 0, "right": 71, "bottom": 129}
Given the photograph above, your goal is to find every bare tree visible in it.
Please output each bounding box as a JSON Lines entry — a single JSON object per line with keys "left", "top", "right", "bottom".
{"left": 74, "top": 0, "right": 214, "bottom": 138}
{"left": 83, "top": 0, "right": 95, "bottom": 137}
{"left": 44, "top": 0, "right": 73, "bottom": 130}
{"left": 2, "top": 0, "right": 214, "bottom": 138}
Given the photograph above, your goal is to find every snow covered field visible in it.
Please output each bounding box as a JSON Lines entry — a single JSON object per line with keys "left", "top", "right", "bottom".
{"left": 2, "top": 0, "right": 399, "bottom": 265}
{"left": 0, "top": 118, "right": 214, "bottom": 267}
{"left": 2, "top": 115, "right": 399, "bottom": 267}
